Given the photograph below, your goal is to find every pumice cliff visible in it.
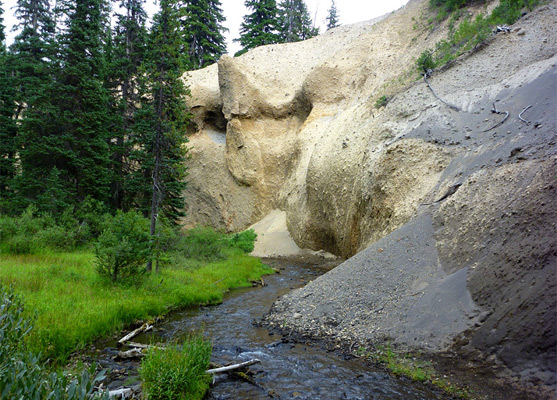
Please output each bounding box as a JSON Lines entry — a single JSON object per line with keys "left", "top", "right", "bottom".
{"left": 183, "top": 0, "right": 556, "bottom": 396}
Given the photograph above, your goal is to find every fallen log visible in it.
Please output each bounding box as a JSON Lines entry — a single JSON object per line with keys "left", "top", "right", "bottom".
{"left": 206, "top": 359, "right": 261, "bottom": 374}
{"left": 116, "top": 348, "right": 144, "bottom": 359}
{"left": 118, "top": 323, "right": 152, "bottom": 345}
{"left": 124, "top": 341, "right": 150, "bottom": 349}
{"left": 108, "top": 384, "right": 140, "bottom": 399}
{"left": 125, "top": 341, "right": 166, "bottom": 350}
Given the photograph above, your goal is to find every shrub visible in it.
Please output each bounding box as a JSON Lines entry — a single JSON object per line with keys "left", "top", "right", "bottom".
{"left": 37, "top": 225, "right": 78, "bottom": 251}
{"left": 94, "top": 210, "right": 152, "bottom": 282}
{"left": 180, "top": 226, "right": 228, "bottom": 261}
{"left": 140, "top": 333, "right": 212, "bottom": 400}
{"left": 416, "top": 49, "right": 436, "bottom": 74}
{"left": 490, "top": 0, "right": 539, "bottom": 25}
{"left": 179, "top": 227, "right": 258, "bottom": 260}
{"left": 430, "top": 0, "right": 471, "bottom": 14}
{"left": 4, "top": 234, "right": 36, "bottom": 254}
{"left": 225, "top": 229, "right": 257, "bottom": 253}
{"left": 0, "top": 205, "right": 98, "bottom": 254}
{"left": 75, "top": 197, "right": 112, "bottom": 239}
{"left": 374, "top": 95, "right": 389, "bottom": 109}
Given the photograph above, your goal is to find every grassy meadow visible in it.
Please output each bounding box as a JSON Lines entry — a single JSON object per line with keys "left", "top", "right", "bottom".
{"left": 0, "top": 227, "right": 272, "bottom": 363}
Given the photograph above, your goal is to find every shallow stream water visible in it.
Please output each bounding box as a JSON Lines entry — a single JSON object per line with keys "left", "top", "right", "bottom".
{"left": 90, "top": 259, "right": 444, "bottom": 399}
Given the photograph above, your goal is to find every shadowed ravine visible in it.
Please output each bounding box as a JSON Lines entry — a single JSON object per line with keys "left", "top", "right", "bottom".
{"left": 88, "top": 259, "right": 444, "bottom": 399}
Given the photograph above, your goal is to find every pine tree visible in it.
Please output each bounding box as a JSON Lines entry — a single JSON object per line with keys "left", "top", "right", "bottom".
{"left": 278, "top": 0, "right": 318, "bottom": 43}
{"left": 6, "top": 0, "right": 56, "bottom": 211}
{"left": 0, "top": 1, "right": 18, "bottom": 212}
{"left": 109, "top": 0, "right": 148, "bottom": 209}
{"left": 10, "top": 0, "right": 56, "bottom": 109}
{"left": 17, "top": 0, "right": 114, "bottom": 208}
{"left": 325, "top": 0, "right": 340, "bottom": 30}
{"left": 180, "top": 0, "right": 228, "bottom": 69}
{"left": 235, "top": 0, "right": 281, "bottom": 56}
{"left": 0, "top": 1, "right": 3, "bottom": 42}
{"left": 130, "top": 0, "right": 190, "bottom": 270}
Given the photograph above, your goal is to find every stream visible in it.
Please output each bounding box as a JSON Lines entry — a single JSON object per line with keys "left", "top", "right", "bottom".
{"left": 88, "top": 258, "right": 444, "bottom": 399}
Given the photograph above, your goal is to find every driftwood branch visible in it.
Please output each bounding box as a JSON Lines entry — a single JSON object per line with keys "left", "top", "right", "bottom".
{"left": 206, "top": 359, "right": 261, "bottom": 374}
{"left": 125, "top": 341, "right": 166, "bottom": 350}
{"left": 108, "top": 384, "right": 141, "bottom": 399}
{"left": 116, "top": 348, "right": 145, "bottom": 359}
{"left": 483, "top": 102, "right": 509, "bottom": 132}
{"left": 117, "top": 342, "right": 166, "bottom": 359}
{"left": 424, "top": 73, "right": 461, "bottom": 112}
{"left": 519, "top": 104, "right": 532, "bottom": 124}
{"left": 108, "top": 387, "right": 133, "bottom": 399}
{"left": 118, "top": 323, "right": 152, "bottom": 345}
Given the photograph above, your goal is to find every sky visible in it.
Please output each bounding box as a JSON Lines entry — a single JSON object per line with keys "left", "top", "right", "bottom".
{"left": 3, "top": 0, "right": 409, "bottom": 55}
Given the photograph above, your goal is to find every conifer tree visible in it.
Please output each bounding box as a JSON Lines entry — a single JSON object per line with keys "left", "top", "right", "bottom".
{"left": 0, "top": 1, "right": 4, "bottom": 41}
{"left": 278, "top": 0, "right": 318, "bottom": 43}
{"left": 17, "top": 0, "right": 113, "bottom": 208}
{"left": 0, "top": 1, "right": 18, "bottom": 211}
{"left": 109, "top": 0, "right": 148, "bottom": 209}
{"left": 6, "top": 0, "right": 56, "bottom": 211}
{"left": 235, "top": 0, "right": 281, "bottom": 56}
{"left": 130, "top": 0, "right": 190, "bottom": 270}
{"left": 326, "top": 0, "right": 340, "bottom": 30}
{"left": 180, "top": 0, "right": 228, "bottom": 69}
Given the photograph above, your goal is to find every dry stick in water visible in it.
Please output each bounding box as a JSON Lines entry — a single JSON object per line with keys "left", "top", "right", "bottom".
{"left": 116, "top": 348, "right": 145, "bottom": 359}
{"left": 118, "top": 323, "right": 152, "bottom": 345}
{"left": 206, "top": 359, "right": 261, "bottom": 374}
{"left": 108, "top": 384, "right": 142, "bottom": 399}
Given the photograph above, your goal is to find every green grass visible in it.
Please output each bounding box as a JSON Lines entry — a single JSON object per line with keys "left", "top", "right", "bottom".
{"left": 140, "top": 333, "right": 212, "bottom": 400}
{"left": 0, "top": 249, "right": 273, "bottom": 363}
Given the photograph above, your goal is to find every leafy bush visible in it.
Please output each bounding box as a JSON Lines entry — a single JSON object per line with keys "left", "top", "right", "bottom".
{"left": 374, "top": 95, "right": 389, "bottom": 109}
{"left": 490, "top": 0, "right": 539, "bottom": 25}
{"left": 416, "top": 49, "right": 436, "bottom": 74}
{"left": 0, "top": 284, "right": 109, "bottom": 399}
{"left": 4, "top": 234, "right": 36, "bottom": 254}
{"left": 1, "top": 205, "right": 49, "bottom": 254}
{"left": 140, "top": 333, "right": 212, "bottom": 400}
{"left": 430, "top": 0, "right": 473, "bottom": 14}
{"left": 0, "top": 203, "right": 106, "bottom": 254}
{"left": 225, "top": 229, "right": 257, "bottom": 254}
{"left": 180, "top": 226, "right": 228, "bottom": 260}
{"left": 179, "top": 227, "right": 258, "bottom": 261}
{"left": 94, "top": 210, "right": 152, "bottom": 282}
